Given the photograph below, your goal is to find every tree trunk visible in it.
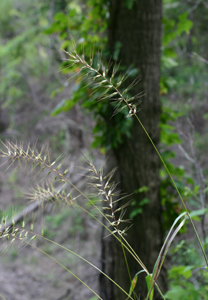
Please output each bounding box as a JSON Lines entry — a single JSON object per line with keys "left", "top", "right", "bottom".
{"left": 100, "top": 1, "right": 167, "bottom": 299}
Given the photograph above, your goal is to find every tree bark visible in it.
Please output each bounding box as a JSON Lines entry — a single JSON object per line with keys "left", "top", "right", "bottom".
{"left": 100, "top": 1, "right": 167, "bottom": 299}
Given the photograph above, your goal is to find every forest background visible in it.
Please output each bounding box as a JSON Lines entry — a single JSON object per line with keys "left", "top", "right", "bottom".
{"left": 0, "top": 0, "right": 208, "bottom": 299}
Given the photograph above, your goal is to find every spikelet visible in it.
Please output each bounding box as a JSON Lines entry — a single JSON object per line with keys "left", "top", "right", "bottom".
{"left": 63, "top": 49, "right": 143, "bottom": 118}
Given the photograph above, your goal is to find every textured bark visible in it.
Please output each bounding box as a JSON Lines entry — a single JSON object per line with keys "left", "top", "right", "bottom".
{"left": 100, "top": 1, "right": 167, "bottom": 299}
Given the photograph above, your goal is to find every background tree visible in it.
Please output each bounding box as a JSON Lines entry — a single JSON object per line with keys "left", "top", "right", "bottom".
{"left": 99, "top": 1, "right": 167, "bottom": 299}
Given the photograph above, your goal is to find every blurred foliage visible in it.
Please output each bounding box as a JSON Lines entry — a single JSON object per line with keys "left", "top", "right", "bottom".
{"left": 160, "top": 104, "right": 187, "bottom": 228}
{"left": 0, "top": 204, "right": 24, "bottom": 221}
{"left": 165, "top": 240, "right": 208, "bottom": 300}
{"left": 44, "top": 0, "right": 108, "bottom": 52}
{"left": 0, "top": 1, "right": 51, "bottom": 109}
{"left": 43, "top": 203, "right": 88, "bottom": 241}
{"left": 0, "top": 0, "right": 69, "bottom": 148}
{"left": 161, "top": 2, "right": 193, "bottom": 94}
{"left": 130, "top": 186, "right": 150, "bottom": 219}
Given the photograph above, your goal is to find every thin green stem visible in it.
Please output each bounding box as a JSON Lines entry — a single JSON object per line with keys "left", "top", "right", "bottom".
{"left": 134, "top": 115, "right": 186, "bottom": 208}
{"left": 188, "top": 214, "right": 208, "bottom": 266}
{"left": 154, "top": 283, "right": 166, "bottom": 300}
{"left": 121, "top": 235, "right": 149, "bottom": 274}
{"left": 121, "top": 239, "right": 136, "bottom": 300}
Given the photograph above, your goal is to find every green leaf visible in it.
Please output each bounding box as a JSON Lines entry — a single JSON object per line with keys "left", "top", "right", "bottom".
{"left": 177, "top": 12, "right": 193, "bottom": 35}
{"left": 193, "top": 185, "right": 199, "bottom": 194}
{"left": 113, "top": 41, "right": 122, "bottom": 61}
{"left": 140, "top": 198, "right": 149, "bottom": 206}
{"left": 50, "top": 86, "right": 65, "bottom": 98}
{"left": 134, "top": 186, "right": 149, "bottom": 193}
{"left": 138, "top": 186, "right": 148, "bottom": 193}
{"left": 129, "top": 208, "right": 142, "bottom": 219}
{"left": 160, "top": 126, "right": 182, "bottom": 145}
{"left": 54, "top": 12, "right": 67, "bottom": 22}
{"left": 125, "top": 0, "right": 135, "bottom": 9}
{"left": 169, "top": 265, "right": 193, "bottom": 280}
{"left": 51, "top": 97, "right": 79, "bottom": 116}
{"left": 128, "top": 274, "right": 138, "bottom": 297}
{"left": 145, "top": 275, "right": 154, "bottom": 300}
{"left": 165, "top": 286, "right": 187, "bottom": 300}
{"left": 190, "top": 208, "right": 208, "bottom": 218}
{"left": 51, "top": 99, "right": 66, "bottom": 116}
{"left": 162, "top": 56, "right": 178, "bottom": 68}
{"left": 43, "top": 23, "right": 62, "bottom": 34}
{"left": 60, "top": 40, "right": 71, "bottom": 50}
